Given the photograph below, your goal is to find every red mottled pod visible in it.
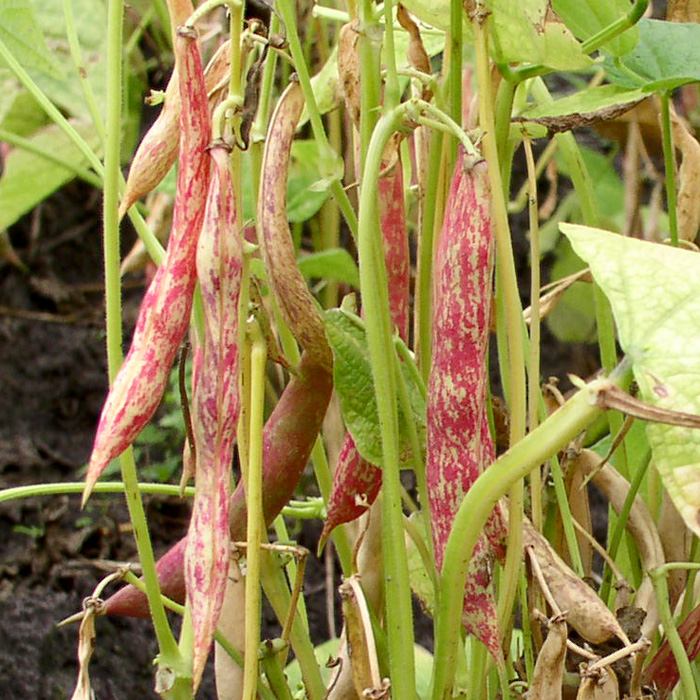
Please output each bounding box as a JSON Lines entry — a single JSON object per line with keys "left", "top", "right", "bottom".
{"left": 426, "top": 149, "right": 506, "bottom": 661}
{"left": 321, "top": 144, "right": 410, "bottom": 546}
{"left": 84, "top": 31, "right": 211, "bottom": 501}
{"left": 119, "top": 40, "right": 231, "bottom": 220}
{"left": 185, "top": 144, "right": 242, "bottom": 691}
{"left": 104, "top": 353, "right": 333, "bottom": 618}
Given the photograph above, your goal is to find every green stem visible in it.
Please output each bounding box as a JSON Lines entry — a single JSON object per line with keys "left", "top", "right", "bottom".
{"left": 357, "top": 0, "right": 382, "bottom": 167}
{"left": 415, "top": 129, "right": 444, "bottom": 381}
{"left": 0, "top": 481, "right": 195, "bottom": 503}
{"left": 580, "top": 0, "right": 649, "bottom": 54}
{"left": 660, "top": 90, "right": 679, "bottom": 246}
{"left": 242, "top": 318, "right": 267, "bottom": 700}
{"left": 381, "top": 0, "right": 400, "bottom": 111}
{"left": 276, "top": 0, "right": 358, "bottom": 239}
{"left": 62, "top": 0, "right": 106, "bottom": 146}
{"left": 259, "top": 550, "right": 326, "bottom": 700}
{"left": 650, "top": 567, "right": 698, "bottom": 700}
{"left": 430, "top": 374, "right": 624, "bottom": 700}
{"left": 357, "top": 102, "right": 417, "bottom": 700}
{"left": 448, "top": 0, "right": 463, "bottom": 153}
{"left": 104, "top": 0, "right": 182, "bottom": 681}
{"left": 473, "top": 8, "right": 526, "bottom": 647}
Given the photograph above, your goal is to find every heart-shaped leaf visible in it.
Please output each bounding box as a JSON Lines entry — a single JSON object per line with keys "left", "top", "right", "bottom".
{"left": 325, "top": 308, "right": 425, "bottom": 469}
{"left": 561, "top": 223, "right": 700, "bottom": 537}
{"left": 604, "top": 19, "right": 700, "bottom": 92}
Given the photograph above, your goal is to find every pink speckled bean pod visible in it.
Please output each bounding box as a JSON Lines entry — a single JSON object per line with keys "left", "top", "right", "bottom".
{"left": 426, "top": 149, "right": 506, "bottom": 661}
{"left": 185, "top": 143, "right": 242, "bottom": 691}
{"left": 84, "top": 30, "right": 211, "bottom": 501}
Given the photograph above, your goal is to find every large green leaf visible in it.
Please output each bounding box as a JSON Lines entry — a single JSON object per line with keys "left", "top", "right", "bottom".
{"left": 0, "top": 121, "right": 100, "bottom": 231}
{"left": 561, "top": 223, "right": 700, "bottom": 537}
{"left": 552, "top": 0, "right": 638, "bottom": 56}
{"left": 399, "top": 0, "right": 591, "bottom": 68}
{"left": 0, "top": 1, "right": 63, "bottom": 78}
{"left": 604, "top": 19, "right": 700, "bottom": 92}
{"left": 325, "top": 308, "right": 425, "bottom": 469}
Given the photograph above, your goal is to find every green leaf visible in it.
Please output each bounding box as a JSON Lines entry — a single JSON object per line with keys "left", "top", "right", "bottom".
{"left": 560, "top": 223, "right": 700, "bottom": 537}
{"left": 546, "top": 238, "right": 596, "bottom": 344}
{"left": 297, "top": 248, "right": 360, "bottom": 288}
{"left": 324, "top": 308, "right": 425, "bottom": 469}
{"left": 604, "top": 19, "right": 700, "bottom": 92}
{"left": 398, "top": 0, "right": 592, "bottom": 67}
{"left": 0, "top": 121, "right": 100, "bottom": 231}
{"left": 518, "top": 85, "right": 646, "bottom": 135}
{"left": 552, "top": 0, "right": 638, "bottom": 57}
{"left": 0, "top": 0, "right": 63, "bottom": 78}
{"left": 287, "top": 140, "right": 333, "bottom": 222}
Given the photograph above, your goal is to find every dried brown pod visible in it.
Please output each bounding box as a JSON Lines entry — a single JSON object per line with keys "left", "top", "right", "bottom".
{"left": 337, "top": 20, "right": 361, "bottom": 127}
{"left": 525, "top": 615, "right": 568, "bottom": 700}
{"left": 524, "top": 519, "right": 627, "bottom": 645}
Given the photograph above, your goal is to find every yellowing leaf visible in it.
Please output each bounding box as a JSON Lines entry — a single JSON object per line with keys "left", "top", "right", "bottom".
{"left": 561, "top": 224, "right": 700, "bottom": 537}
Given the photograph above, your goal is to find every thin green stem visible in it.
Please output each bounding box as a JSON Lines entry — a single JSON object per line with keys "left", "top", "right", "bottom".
{"left": 242, "top": 318, "right": 267, "bottom": 700}
{"left": 62, "top": 0, "right": 106, "bottom": 146}
{"left": 473, "top": 8, "right": 526, "bottom": 647}
{"left": 523, "top": 137, "right": 542, "bottom": 531}
{"left": 448, "top": 0, "right": 463, "bottom": 153}
{"left": 431, "top": 374, "right": 623, "bottom": 700}
{"left": 650, "top": 567, "right": 698, "bottom": 700}
{"left": 660, "top": 90, "right": 679, "bottom": 246}
{"left": 415, "top": 129, "right": 444, "bottom": 381}
{"left": 580, "top": 0, "right": 649, "bottom": 54}
{"left": 382, "top": 0, "right": 400, "bottom": 111}
{"left": 276, "top": 0, "right": 358, "bottom": 239}
{"left": 259, "top": 550, "right": 326, "bottom": 700}
{"left": 0, "top": 481, "right": 195, "bottom": 503}
{"left": 358, "top": 102, "right": 417, "bottom": 700}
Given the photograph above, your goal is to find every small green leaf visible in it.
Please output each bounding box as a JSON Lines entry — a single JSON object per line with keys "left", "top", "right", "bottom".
{"left": 560, "top": 223, "right": 700, "bottom": 537}
{"left": 0, "top": 121, "right": 101, "bottom": 231}
{"left": 297, "top": 248, "right": 360, "bottom": 288}
{"left": 0, "top": 0, "right": 63, "bottom": 78}
{"left": 604, "top": 19, "right": 700, "bottom": 92}
{"left": 552, "top": 0, "right": 638, "bottom": 57}
{"left": 287, "top": 140, "right": 334, "bottom": 222}
{"left": 546, "top": 238, "right": 596, "bottom": 344}
{"left": 325, "top": 308, "right": 425, "bottom": 470}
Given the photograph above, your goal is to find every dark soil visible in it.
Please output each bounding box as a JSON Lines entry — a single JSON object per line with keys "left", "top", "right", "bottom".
{"left": 0, "top": 171, "right": 599, "bottom": 698}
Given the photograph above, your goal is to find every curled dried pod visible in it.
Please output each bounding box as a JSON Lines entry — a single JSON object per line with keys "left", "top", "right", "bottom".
{"left": 526, "top": 615, "right": 568, "bottom": 700}
{"left": 258, "top": 81, "right": 333, "bottom": 370}
{"left": 524, "top": 518, "right": 627, "bottom": 646}
{"left": 338, "top": 20, "right": 361, "bottom": 127}
{"left": 573, "top": 449, "right": 663, "bottom": 638}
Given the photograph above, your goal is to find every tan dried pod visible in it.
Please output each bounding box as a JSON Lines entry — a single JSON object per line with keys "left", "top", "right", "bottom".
{"left": 573, "top": 449, "right": 664, "bottom": 638}
{"left": 670, "top": 111, "right": 700, "bottom": 242}
{"left": 338, "top": 20, "right": 361, "bottom": 127}
{"left": 396, "top": 4, "right": 432, "bottom": 101}
{"left": 658, "top": 488, "right": 691, "bottom": 609}
{"left": 214, "top": 558, "right": 245, "bottom": 700}
{"left": 119, "top": 40, "right": 232, "bottom": 220}
{"left": 576, "top": 667, "right": 620, "bottom": 700}
{"left": 561, "top": 457, "right": 594, "bottom": 576}
{"left": 524, "top": 519, "right": 627, "bottom": 645}
{"left": 525, "top": 615, "right": 567, "bottom": 700}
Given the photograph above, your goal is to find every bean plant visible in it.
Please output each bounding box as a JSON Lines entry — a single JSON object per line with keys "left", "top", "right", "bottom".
{"left": 3, "top": 0, "right": 700, "bottom": 699}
